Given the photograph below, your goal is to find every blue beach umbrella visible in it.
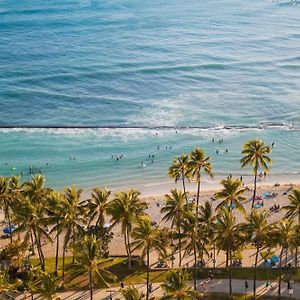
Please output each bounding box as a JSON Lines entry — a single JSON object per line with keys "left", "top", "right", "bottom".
{"left": 3, "top": 227, "right": 13, "bottom": 234}
{"left": 271, "top": 255, "right": 280, "bottom": 263}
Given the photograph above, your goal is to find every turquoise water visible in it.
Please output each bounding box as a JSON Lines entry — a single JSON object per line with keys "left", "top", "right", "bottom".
{"left": 0, "top": 0, "right": 299, "bottom": 191}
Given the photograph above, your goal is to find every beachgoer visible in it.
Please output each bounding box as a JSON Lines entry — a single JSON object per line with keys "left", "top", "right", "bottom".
{"left": 216, "top": 150, "right": 219, "bottom": 154}
{"left": 120, "top": 281, "right": 124, "bottom": 289}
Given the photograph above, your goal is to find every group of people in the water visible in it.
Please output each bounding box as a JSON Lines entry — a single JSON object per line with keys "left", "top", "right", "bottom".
{"left": 212, "top": 138, "right": 229, "bottom": 155}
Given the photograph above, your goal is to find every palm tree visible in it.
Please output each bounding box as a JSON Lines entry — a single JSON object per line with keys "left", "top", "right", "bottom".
{"left": 214, "top": 177, "right": 247, "bottom": 215}
{"left": 23, "top": 175, "right": 52, "bottom": 205}
{"left": 86, "top": 188, "right": 111, "bottom": 227}
{"left": 198, "top": 201, "right": 217, "bottom": 268}
{"left": 121, "top": 285, "right": 149, "bottom": 300}
{"left": 273, "top": 219, "right": 294, "bottom": 296}
{"left": 107, "top": 189, "right": 147, "bottom": 269}
{"left": 14, "top": 195, "right": 51, "bottom": 271}
{"left": 53, "top": 186, "right": 86, "bottom": 283}
{"left": 181, "top": 214, "right": 208, "bottom": 291}
{"left": 33, "top": 271, "right": 61, "bottom": 300}
{"left": 214, "top": 209, "right": 242, "bottom": 296}
{"left": 168, "top": 154, "right": 190, "bottom": 200}
{"left": 161, "top": 269, "right": 196, "bottom": 300}
{"left": 131, "top": 217, "right": 166, "bottom": 300}
{"left": 241, "top": 139, "right": 272, "bottom": 208}
{"left": 188, "top": 148, "right": 213, "bottom": 217}
{"left": 70, "top": 234, "right": 116, "bottom": 300}
{"left": 283, "top": 188, "right": 300, "bottom": 222}
{"left": 0, "top": 176, "right": 14, "bottom": 243}
{"left": 242, "top": 209, "right": 273, "bottom": 299}
{"left": 290, "top": 224, "right": 300, "bottom": 267}
{"left": 161, "top": 189, "right": 190, "bottom": 267}
{"left": 47, "top": 191, "right": 66, "bottom": 275}
{"left": 283, "top": 188, "right": 300, "bottom": 267}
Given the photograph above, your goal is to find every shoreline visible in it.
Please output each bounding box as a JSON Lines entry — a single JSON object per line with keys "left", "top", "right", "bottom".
{"left": 80, "top": 173, "right": 300, "bottom": 199}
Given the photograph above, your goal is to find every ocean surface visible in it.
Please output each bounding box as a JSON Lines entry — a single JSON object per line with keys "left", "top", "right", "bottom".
{"left": 0, "top": 0, "right": 299, "bottom": 193}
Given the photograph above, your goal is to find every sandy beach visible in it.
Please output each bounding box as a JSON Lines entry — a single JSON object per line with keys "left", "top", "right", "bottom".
{"left": 0, "top": 178, "right": 298, "bottom": 270}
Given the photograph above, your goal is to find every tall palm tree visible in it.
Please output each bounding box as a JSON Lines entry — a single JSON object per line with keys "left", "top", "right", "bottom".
{"left": 283, "top": 188, "right": 300, "bottom": 267}
{"left": 214, "top": 177, "right": 247, "bottom": 215}
{"left": 14, "top": 195, "right": 51, "bottom": 271}
{"left": 290, "top": 224, "right": 300, "bottom": 267}
{"left": 182, "top": 214, "right": 208, "bottom": 291}
{"left": 214, "top": 209, "right": 242, "bottom": 296}
{"left": 168, "top": 154, "right": 190, "bottom": 200}
{"left": 86, "top": 188, "right": 111, "bottom": 227}
{"left": 161, "top": 269, "right": 196, "bottom": 300}
{"left": 242, "top": 210, "right": 273, "bottom": 299}
{"left": 107, "top": 189, "right": 147, "bottom": 269}
{"left": 241, "top": 139, "right": 272, "bottom": 208}
{"left": 53, "top": 186, "right": 86, "bottom": 283}
{"left": 23, "top": 175, "right": 52, "bottom": 205}
{"left": 47, "top": 191, "right": 66, "bottom": 275}
{"left": 131, "top": 217, "right": 166, "bottom": 300}
{"left": 161, "top": 189, "right": 190, "bottom": 267}
{"left": 70, "top": 234, "right": 116, "bottom": 300}
{"left": 188, "top": 148, "right": 213, "bottom": 217}
{"left": 273, "top": 219, "right": 294, "bottom": 296}
{"left": 198, "top": 201, "right": 217, "bottom": 268}
{"left": 283, "top": 188, "right": 300, "bottom": 222}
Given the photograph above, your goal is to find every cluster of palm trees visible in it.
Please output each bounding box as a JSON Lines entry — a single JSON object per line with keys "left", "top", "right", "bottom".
{"left": 0, "top": 139, "right": 299, "bottom": 300}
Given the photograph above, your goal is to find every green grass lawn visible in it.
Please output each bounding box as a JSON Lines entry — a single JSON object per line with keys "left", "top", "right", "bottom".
{"left": 29, "top": 256, "right": 300, "bottom": 290}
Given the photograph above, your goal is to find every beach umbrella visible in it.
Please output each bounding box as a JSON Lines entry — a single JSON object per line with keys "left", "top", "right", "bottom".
{"left": 3, "top": 227, "right": 13, "bottom": 234}
{"left": 265, "top": 259, "right": 271, "bottom": 268}
{"left": 271, "top": 255, "right": 280, "bottom": 263}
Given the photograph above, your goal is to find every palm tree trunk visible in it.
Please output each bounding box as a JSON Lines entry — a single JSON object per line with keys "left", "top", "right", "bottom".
{"left": 295, "top": 247, "right": 298, "bottom": 268}
{"left": 213, "top": 245, "right": 216, "bottom": 268}
{"left": 253, "top": 245, "right": 260, "bottom": 299}
{"left": 30, "top": 230, "right": 35, "bottom": 255}
{"left": 124, "top": 228, "right": 132, "bottom": 269}
{"left": 196, "top": 178, "right": 201, "bottom": 218}
{"left": 146, "top": 245, "right": 150, "bottom": 300}
{"left": 226, "top": 249, "right": 229, "bottom": 269}
{"left": 178, "top": 226, "right": 182, "bottom": 267}
{"left": 252, "top": 170, "right": 258, "bottom": 208}
{"left": 55, "top": 230, "right": 60, "bottom": 275}
{"left": 193, "top": 242, "right": 197, "bottom": 291}
{"left": 37, "top": 229, "right": 45, "bottom": 270}
{"left": 89, "top": 268, "right": 93, "bottom": 300}
{"left": 33, "top": 229, "right": 45, "bottom": 271}
{"left": 182, "top": 173, "right": 187, "bottom": 204}
{"left": 278, "top": 247, "right": 284, "bottom": 296}
{"left": 229, "top": 246, "right": 232, "bottom": 296}
{"left": 62, "top": 245, "right": 66, "bottom": 284}
{"left": 6, "top": 208, "right": 13, "bottom": 244}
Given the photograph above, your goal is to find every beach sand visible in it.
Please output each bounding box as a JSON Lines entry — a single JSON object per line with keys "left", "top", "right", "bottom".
{"left": 0, "top": 179, "right": 299, "bottom": 269}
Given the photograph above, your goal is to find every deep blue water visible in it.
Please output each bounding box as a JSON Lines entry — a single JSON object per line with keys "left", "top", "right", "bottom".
{"left": 0, "top": 0, "right": 299, "bottom": 192}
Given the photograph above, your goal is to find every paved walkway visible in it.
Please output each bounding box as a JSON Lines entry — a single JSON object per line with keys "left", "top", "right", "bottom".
{"left": 15, "top": 279, "right": 300, "bottom": 299}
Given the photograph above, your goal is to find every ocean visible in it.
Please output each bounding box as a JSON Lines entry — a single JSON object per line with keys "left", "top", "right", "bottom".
{"left": 0, "top": 0, "right": 299, "bottom": 193}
